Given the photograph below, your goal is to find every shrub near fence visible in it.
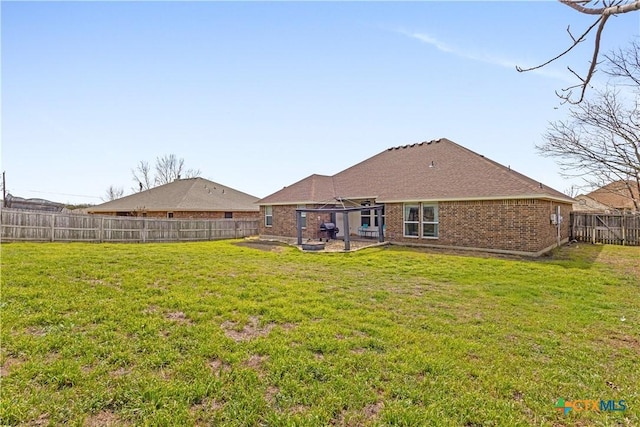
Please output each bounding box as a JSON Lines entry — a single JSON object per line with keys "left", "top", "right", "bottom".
{"left": 571, "top": 212, "right": 640, "bottom": 246}
{"left": 0, "top": 209, "right": 258, "bottom": 243}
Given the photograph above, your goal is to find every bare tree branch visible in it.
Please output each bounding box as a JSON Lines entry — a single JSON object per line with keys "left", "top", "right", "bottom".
{"left": 153, "top": 154, "right": 201, "bottom": 185}
{"left": 604, "top": 39, "right": 640, "bottom": 85}
{"left": 130, "top": 155, "right": 201, "bottom": 190}
{"left": 560, "top": 0, "right": 640, "bottom": 15}
{"left": 132, "top": 160, "right": 152, "bottom": 192}
{"left": 102, "top": 185, "right": 124, "bottom": 202}
{"left": 517, "top": 0, "right": 639, "bottom": 103}
{"left": 516, "top": 19, "right": 602, "bottom": 74}
{"left": 537, "top": 43, "right": 640, "bottom": 210}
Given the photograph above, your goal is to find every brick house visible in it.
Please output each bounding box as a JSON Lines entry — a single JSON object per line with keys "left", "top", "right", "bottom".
{"left": 88, "top": 177, "right": 260, "bottom": 219}
{"left": 257, "top": 138, "right": 574, "bottom": 256}
{"left": 574, "top": 180, "right": 639, "bottom": 214}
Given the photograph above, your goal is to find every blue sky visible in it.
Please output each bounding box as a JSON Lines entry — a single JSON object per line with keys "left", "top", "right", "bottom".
{"left": 2, "top": 1, "right": 638, "bottom": 204}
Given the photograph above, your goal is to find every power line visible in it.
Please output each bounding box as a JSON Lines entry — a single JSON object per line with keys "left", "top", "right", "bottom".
{"left": 17, "top": 189, "right": 102, "bottom": 199}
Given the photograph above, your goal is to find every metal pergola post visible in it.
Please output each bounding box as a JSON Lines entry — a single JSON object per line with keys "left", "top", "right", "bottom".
{"left": 296, "top": 210, "right": 303, "bottom": 245}
{"left": 376, "top": 206, "right": 384, "bottom": 242}
{"left": 343, "top": 211, "right": 350, "bottom": 251}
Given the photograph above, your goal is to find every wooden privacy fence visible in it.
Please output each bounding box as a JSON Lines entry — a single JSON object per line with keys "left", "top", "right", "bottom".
{"left": 0, "top": 209, "right": 259, "bottom": 243}
{"left": 571, "top": 212, "right": 640, "bottom": 246}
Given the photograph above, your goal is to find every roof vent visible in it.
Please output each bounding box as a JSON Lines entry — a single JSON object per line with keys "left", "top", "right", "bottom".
{"left": 429, "top": 161, "right": 435, "bottom": 168}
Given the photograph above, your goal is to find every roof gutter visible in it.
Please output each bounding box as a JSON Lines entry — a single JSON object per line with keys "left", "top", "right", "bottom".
{"left": 378, "top": 194, "right": 575, "bottom": 204}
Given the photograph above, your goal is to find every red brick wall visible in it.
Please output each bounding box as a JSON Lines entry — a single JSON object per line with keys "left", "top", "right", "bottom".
{"left": 94, "top": 210, "right": 260, "bottom": 219}
{"left": 170, "top": 211, "right": 260, "bottom": 219}
{"left": 385, "top": 199, "right": 571, "bottom": 254}
{"left": 259, "top": 205, "right": 333, "bottom": 240}
{"left": 260, "top": 199, "right": 572, "bottom": 254}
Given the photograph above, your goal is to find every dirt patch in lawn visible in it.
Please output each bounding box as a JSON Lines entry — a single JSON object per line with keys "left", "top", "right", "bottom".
{"left": 84, "top": 410, "right": 123, "bottom": 426}
{"left": 607, "top": 333, "right": 640, "bottom": 351}
{"left": 0, "top": 356, "right": 22, "bottom": 377}
{"left": 334, "top": 401, "right": 384, "bottom": 426}
{"left": 166, "top": 311, "right": 193, "bottom": 325}
{"left": 233, "top": 240, "right": 289, "bottom": 252}
{"left": 265, "top": 385, "right": 279, "bottom": 403}
{"left": 208, "top": 358, "right": 231, "bottom": 376}
{"left": 221, "top": 316, "right": 275, "bottom": 342}
{"left": 244, "top": 354, "right": 269, "bottom": 378}
{"left": 109, "top": 367, "right": 131, "bottom": 377}
{"left": 28, "top": 413, "right": 51, "bottom": 426}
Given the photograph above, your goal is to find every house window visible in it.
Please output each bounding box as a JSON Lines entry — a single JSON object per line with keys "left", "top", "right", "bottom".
{"left": 403, "top": 203, "right": 439, "bottom": 238}
{"left": 297, "top": 205, "right": 307, "bottom": 229}
{"left": 224, "top": 212, "right": 233, "bottom": 219}
{"left": 422, "top": 204, "right": 439, "bottom": 238}
{"left": 404, "top": 204, "right": 420, "bottom": 237}
{"left": 361, "top": 201, "right": 371, "bottom": 227}
{"left": 265, "top": 206, "right": 273, "bottom": 227}
{"left": 167, "top": 212, "right": 174, "bottom": 219}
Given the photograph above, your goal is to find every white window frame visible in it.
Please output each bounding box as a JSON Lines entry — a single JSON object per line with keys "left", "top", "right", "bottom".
{"left": 403, "top": 204, "right": 420, "bottom": 238}
{"left": 265, "top": 206, "right": 273, "bottom": 227}
{"left": 422, "top": 204, "right": 439, "bottom": 239}
{"left": 403, "top": 203, "right": 439, "bottom": 239}
{"left": 297, "top": 205, "right": 306, "bottom": 229}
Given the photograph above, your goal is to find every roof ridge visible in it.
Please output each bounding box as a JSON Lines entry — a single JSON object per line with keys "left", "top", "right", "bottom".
{"left": 177, "top": 178, "right": 199, "bottom": 206}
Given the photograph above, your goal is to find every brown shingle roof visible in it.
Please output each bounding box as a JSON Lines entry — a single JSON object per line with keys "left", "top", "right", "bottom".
{"left": 586, "top": 180, "right": 639, "bottom": 211}
{"left": 258, "top": 138, "right": 573, "bottom": 205}
{"left": 88, "top": 177, "right": 259, "bottom": 213}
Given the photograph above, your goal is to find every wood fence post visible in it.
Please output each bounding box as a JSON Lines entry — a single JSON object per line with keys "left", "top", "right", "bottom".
{"left": 50, "top": 213, "right": 55, "bottom": 242}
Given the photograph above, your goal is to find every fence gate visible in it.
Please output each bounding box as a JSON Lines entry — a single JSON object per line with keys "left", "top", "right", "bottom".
{"left": 570, "top": 212, "right": 640, "bottom": 246}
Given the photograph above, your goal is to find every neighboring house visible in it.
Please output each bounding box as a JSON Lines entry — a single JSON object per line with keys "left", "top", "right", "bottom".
{"left": 3, "top": 194, "right": 68, "bottom": 212}
{"left": 88, "top": 177, "right": 260, "bottom": 219}
{"left": 573, "top": 194, "right": 614, "bottom": 213}
{"left": 577, "top": 180, "right": 639, "bottom": 214}
{"left": 257, "top": 138, "right": 574, "bottom": 256}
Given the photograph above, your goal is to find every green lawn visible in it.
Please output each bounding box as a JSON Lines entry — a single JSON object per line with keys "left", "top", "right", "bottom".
{"left": 1, "top": 240, "right": 638, "bottom": 426}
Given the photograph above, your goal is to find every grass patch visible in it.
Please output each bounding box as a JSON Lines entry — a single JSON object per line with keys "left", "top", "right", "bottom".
{"left": 1, "top": 241, "right": 638, "bottom": 426}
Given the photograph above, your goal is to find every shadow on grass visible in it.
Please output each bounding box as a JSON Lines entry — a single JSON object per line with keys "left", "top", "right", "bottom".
{"left": 384, "top": 241, "right": 608, "bottom": 271}
{"left": 539, "top": 241, "right": 605, "bottom": 270}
